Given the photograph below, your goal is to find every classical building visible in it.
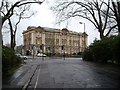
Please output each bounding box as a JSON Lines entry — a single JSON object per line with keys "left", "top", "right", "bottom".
{"left": 23, "top": 26, "right": 88, "bottom": 56}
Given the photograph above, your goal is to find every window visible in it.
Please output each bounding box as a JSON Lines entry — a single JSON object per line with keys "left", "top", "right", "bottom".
{"left": 69, "top": 40, "right": 71, "bottom": 45}
{"left": 56, "top": 39, "right": 59, "bottom": 45}
{"left": 37, "top": 32, "right": 41, "bottom": 37}
{"left": 37, "top": 40, "right": 40, "bottom": 44}
{"left": 62, "top": 39, "right": 67, "bottom": 44}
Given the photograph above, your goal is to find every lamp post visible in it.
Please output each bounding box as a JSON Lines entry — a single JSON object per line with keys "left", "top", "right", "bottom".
{"left": 79, "top": 22, "right": 85, "bottom": 33}
{"left": 40, "top": 44, "right": 44, "bottom": 60}
{"left": 32, "top": 44, "right": 35, "bottom": 59}
{"left": 62, "top": 45, "right": 65, "bottom": 60}
{"left": 79, "top": 22, "right": 86, "bottom": 51}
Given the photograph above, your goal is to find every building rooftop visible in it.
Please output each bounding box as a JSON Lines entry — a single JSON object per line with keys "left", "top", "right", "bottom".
{"left": 23, "top": 26, "right": 87, "bottom": 36}
{"left": 42, "top": 27, "right": 60, "bottom": 33}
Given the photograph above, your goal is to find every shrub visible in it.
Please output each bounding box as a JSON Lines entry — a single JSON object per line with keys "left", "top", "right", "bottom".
{"left": 82, "top": 47, "right": 94, "bottom": 61}
{"left": 111, "top": 35, "right": 120, "bottom": 65}
{"left": 82, "top": 35, "right": 120, "bottom": 65}
{"left": 77, "top": 52, "right": 82, "bottom": 55}
{"left": 91, "top": 38, "right": 113, "bottom": 63}
{"left": 2, "top": 46, "right": 22, "bottom": 76}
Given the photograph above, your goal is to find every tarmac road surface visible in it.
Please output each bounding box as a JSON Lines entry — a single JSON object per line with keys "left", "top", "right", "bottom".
{"left": 2, "top": 57, "right": 120, "bottom": 89}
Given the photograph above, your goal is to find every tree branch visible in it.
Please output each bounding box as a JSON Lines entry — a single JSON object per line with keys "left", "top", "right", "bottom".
{"left": 2, "top": 0, "right": 43, "bottom": 25}
{"left": 17, "top": 1, "right": 42, "bottom": 7}
{"left": 103, "top": 0, "right": 110, "bottom": 31}
{"left": 105, "top": 25, "right": 117, "bottom": 36}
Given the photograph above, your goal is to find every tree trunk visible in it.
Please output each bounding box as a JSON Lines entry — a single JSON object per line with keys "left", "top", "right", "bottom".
{"left": 0, "top": 18, "right": 2, "bottom": 46}
{"left": 100, "top": 32, "right": 104, "bottom": 39}
{"left": 118, "top": 20, "right": 120, "bottom": 34}
{"left": 116, "top": 3, "right": 120, "bottom": 34}
{"left": 10, "top": 31, "right": 14, "bottom": 50}
{"left": 0, "top": 38, "right": 1, "bottom": 90}
{"left": 0, "top": 13, "right": 3, "bottom": 46}
{"left": 8, "top": 18, "right": 15, "bottom": 50}
{"left": 13, "top": 34, "right": 16, "bottom": 50}
{"left": 112, "top": 1, "right": 120, "bottom": 34}
{"left": 10, "top": 34, "right": 16, "bottom": 50}
{"left": 99, "top": 26, "right": 104, "bottom": 39}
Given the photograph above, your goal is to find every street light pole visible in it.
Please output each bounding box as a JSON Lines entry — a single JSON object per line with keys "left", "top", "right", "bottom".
{"left": 32, "top": 44, "right": 35, "bottom": 59}
{"left": 79, "top": 22, "right": 86, "bottom": 51}
{"left": 62, "top": 45, "right": 65, "bottom": 60}
{"left": 41, "top": 44, "right": 44, "bottom": 60}
{"left": 79, "top": 22, "right": 85, "bottom": 33}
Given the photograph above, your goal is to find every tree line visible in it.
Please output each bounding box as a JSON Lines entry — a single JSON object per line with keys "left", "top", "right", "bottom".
{"left": 82, "top": 35, "right": 120, "bottom": 65}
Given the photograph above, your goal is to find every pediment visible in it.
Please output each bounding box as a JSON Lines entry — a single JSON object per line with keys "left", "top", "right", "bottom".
{"left": 61, "top": 28, "right": 69, "bottom": 32}
{"left": 35, "top": 26, "right": 45, "bottom": 32}
{"left": 61, "top": 28, "right": 69, "bottom": 35}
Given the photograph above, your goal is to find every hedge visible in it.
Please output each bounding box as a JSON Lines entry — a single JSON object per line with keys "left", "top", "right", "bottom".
{"left": 82, "top": 35, "right": 120, "bottom": 65}
{"left": 2, "top": 46, "right": 22, "bottom": 77}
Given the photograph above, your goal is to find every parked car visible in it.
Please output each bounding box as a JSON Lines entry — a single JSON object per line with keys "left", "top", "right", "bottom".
{"left": 16, "top": 53, "right": 28, "bottom": 60}
{"left": 37, "top": 53, "right": 46, "bottom": 57}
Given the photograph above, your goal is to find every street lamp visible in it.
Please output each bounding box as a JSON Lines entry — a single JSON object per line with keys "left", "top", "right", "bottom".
{"left": 40, "top": 44, "right": 44, "bottom": 60}
{"left": 79, "top": 22, "right": 86, "bottom": 51}
{"left": 79, "top": 22, "right": 85, "bottom": 33}
{"left": 31, "top": 44, "right": 35, "bottom": 59}
{"left": 61, "top": 45, "right": 65, "bottom": 60}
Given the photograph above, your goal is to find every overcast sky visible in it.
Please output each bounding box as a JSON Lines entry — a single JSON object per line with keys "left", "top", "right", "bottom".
{"left": 2, "top": 0, "right": 100, "bottom": 46}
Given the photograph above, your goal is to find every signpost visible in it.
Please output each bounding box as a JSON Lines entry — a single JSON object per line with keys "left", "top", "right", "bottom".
{"left": 32, "top": 44, "right": 35, "bottom": 59}
{"left": 62, "top": 45, "right": 65, "bottom": 60}
{"left": 40, "top": 44, "right": 44, "bottom": 60}
{"left": 79, "top": 22, "right": 86, "bottom": 52}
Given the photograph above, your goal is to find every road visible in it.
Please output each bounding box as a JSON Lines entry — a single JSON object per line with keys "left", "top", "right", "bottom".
{"left": 3, "top": 57, "right": 120, "bottom": 89}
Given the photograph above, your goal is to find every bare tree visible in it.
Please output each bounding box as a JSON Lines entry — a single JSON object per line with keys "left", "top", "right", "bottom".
{"left": 6, "top": 5, "right": 36, "bottom": 50}
{"left": 51, "top": 0, "right": 117, "bottom": 39}
{"left": 111, "top": 0, "right": 120, "bottom": 34}
{"left": 1, "top": 0, "right": 43, "bottom": 25}
{"left": 0, "top": 0, "right": 44, "bottom": 46}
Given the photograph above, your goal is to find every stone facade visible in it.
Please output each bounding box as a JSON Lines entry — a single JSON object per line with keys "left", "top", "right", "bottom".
{"left": 23, "top": 26, "right": 88, "bottom": 56}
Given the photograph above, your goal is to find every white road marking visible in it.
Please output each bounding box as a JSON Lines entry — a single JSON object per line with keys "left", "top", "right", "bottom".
{"left": 34, "top": 65, "right": 41, "bottom": 90}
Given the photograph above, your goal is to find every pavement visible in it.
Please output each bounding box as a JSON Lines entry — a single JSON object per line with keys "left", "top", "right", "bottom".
{"left": 2, "top": 56, "right": 120, "bottom": 89}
